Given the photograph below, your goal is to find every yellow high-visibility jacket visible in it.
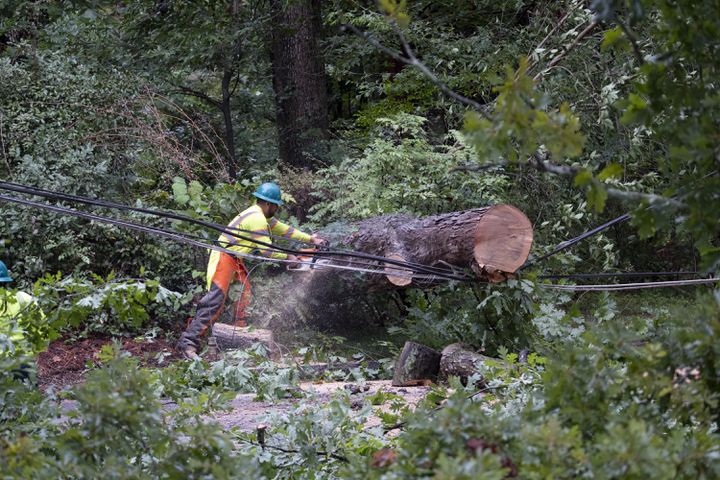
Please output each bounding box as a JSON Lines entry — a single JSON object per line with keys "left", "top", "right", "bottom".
{"left": 0, "top": 290, "right": 34, "bottom": 356}
{"left": 205, "top": 204, "right": 311, "bottom": 289}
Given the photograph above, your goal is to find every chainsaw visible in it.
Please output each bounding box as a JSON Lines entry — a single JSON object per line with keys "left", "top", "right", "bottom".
{"left": 287, "top": 247, "right": 332, "bottom": 272}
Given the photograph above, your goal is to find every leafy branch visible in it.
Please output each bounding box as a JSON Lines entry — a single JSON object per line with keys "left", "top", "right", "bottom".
{"left": 341, "top": 23, "right": 490, "bottom": 118}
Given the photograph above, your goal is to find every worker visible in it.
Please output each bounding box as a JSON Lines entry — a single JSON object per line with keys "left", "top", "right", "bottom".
{"left": 177, "top": 182, "right": 324, "bottom": 360}
{"left": 0, "top": 260, "right": 35, "bottom": 371}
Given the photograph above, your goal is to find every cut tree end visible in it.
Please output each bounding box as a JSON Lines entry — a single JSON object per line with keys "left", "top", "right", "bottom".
{"left": 384, "top": 253, "right": 413, "bottom": 286}
{"left": 473, "top": 204, "right": 533, "bottom": 275}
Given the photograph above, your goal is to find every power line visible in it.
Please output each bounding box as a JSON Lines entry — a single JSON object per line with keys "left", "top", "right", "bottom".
{"left": 0, "top": 193, "right": 470, "bottom": 283}
{"left": 540, "top": 277, "right": 719, "bottom": 291}
{"left": 521, "top": 213, "right": 631, "bottom": 269}
{"left": 0, "top": 181, "right": 472, "bottom": 280}
{"left": 539, "top": 271, "right": 699, "bottom": 280}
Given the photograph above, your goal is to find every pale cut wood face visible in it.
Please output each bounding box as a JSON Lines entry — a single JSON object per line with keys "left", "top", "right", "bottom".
{"left": 384, "top": 253, "right": 413, "bottom": 286}
{"left": 473, "top": 204, "right": 533, "bottom": 274}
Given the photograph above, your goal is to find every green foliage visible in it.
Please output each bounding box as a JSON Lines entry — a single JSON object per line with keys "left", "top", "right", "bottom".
{"left": 169, "top": 176, "right": 255, "bottom": 225}
{"left": 1, "top": 352, "right": 261, "bottom": 479}
{"left": 311, "top": 113, "right": 510, "bottom": 221}
{"left": 465, "top": 58, "right": 585, "bottom": 163}
{"left": 25, "top": 273, "right": 189, "bottom": 343}
{"left": 3, "top": 293, "right": 719, "bottom": 478}
{"left": 616, "top": 0, "right": 720, "bottom": 270}
{"left": 390, "top": 280, "right": 538, "bottom": 355}
{"left": 2, "top": 0, "right": 720, "bottom": 477}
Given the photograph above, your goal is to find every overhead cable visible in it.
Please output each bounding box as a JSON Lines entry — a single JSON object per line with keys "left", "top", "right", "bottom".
{"left": 539, "top": 271, "right": 699, "bottom": 280}
{"left": 521, "top": 213, "right": 630, "bottom": 269}
{"left": 0, "top": 181, "right": 470, "bottom": 279}
{"left": 540, "top": 277, "right": 719, "bottom": 291}
{"left": 0, "top": 194, "right": 471, "bottom": 282}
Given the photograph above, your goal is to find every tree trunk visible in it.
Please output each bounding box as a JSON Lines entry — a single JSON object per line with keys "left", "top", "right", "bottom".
{"left": 212, "top": 323, "right": 280, "bottom": 359}
{"left": 220, "top": 68, "right": 238, "bottom": 179}
{"left": 270, "top": 0, "right": 328, "bottom": 170}
{"left": 251, "top": 204, "right": 533, "bottom": 330}
{"left": 392, "top": 341, "right": 441, "bottom": 386}
{"left": 318, "top": 204, "right": 533, "bottom": 286}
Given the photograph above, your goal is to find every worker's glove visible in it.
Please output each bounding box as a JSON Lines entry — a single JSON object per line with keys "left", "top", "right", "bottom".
{"left": 286, "top": 254, "right": 301, "bottom": 269}
{"left": 310, "top": 234, "right": 328, "bottom": 247}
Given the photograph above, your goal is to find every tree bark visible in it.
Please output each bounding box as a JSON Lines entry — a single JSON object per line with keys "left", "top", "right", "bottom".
{"left": 251, "top": 204, "right": 533, "bottom": 330}
{"left": 212, "top": 323, "right": 280, "bottom": 359}
{"left": 220, "top": 68, "right": 238, "bottom": 179}
{"left": 270, "top": 0, "right": 328, "bottom": 170}
{"left": 438, "top": 343, "right": 495, "bottom": 387}
{"left": 318, "top": 204, "right": 533, "bottom": 287}
{"left": 392, "top": 341, "right": 441, "bottom": 386}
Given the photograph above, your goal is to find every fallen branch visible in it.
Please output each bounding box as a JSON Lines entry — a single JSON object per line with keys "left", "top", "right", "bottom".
{"left": 238, "top": 438, "right": 349, "bottom": 462}
{"left": 528, "top": 153, "right": 684, "bottom": 208}
{"left": 533, "top": 21, "right": 599, "bottom": 81}
{"left": 341, "top": 23, "right": 490, "bottom": 118}
{"left": 527, "top": 10, "right": 572, "bottom": 62}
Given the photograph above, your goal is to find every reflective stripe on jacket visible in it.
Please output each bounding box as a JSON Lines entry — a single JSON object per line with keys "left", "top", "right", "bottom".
{"left": 205, "top": 204, "right": 311, "bottom": 289}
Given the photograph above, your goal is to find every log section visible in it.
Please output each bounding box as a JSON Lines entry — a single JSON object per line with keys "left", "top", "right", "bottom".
{"left": 324, "top": 204, "right": 533, "bottom": 287}
{"left": 391, "top": 341, "right": 442, "bottom": 386}
{"left": 438, "top": 343, "right": 495, "bottom": 387}
{"left": 250, "top": 205, "right": 532, "bottom": 330}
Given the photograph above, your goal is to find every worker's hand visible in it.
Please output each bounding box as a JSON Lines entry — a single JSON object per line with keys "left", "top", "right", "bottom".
{"left": 310, "top": 234, "right": 328, "bottom": 247}
{"left": 286, "top": 254, "right": 300, "bottom": 269}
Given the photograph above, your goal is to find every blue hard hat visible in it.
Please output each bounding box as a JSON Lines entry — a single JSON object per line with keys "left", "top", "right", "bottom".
{"left": 0, "top": 261, "right": 13, "bottom": 283}
{"left": 253, "top": 182, "right": 284, "bottom": 206}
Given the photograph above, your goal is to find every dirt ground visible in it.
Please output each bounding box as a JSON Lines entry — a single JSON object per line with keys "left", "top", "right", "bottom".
{"left": 37, "top": 335, "right": 181, "bottom": 390}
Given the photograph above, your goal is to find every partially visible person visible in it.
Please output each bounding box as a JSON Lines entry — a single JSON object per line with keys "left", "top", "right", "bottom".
{"left": 0, "top": 260, "right": 38, "bottom": 380}
{"left": 177, "top": 182, "right": 325, "bottom": 360}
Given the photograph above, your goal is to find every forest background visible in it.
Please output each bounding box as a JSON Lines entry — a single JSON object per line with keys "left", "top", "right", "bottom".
{"left": 1, "top": 0, "right": 719, "bottom": 478}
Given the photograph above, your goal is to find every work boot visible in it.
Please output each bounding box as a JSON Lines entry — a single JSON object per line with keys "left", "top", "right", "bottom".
{"left": 179, "top": 344, "right": 201, "bottom": 361}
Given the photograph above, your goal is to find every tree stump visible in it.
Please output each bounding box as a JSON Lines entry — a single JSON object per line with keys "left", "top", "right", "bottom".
{"left": 438, "top": 343, "right": 495, "bottom": 387}
{"left": 211, "top": 323, "right": 281, "bottom": 360}
{"left": 391, "top": 341, "right": 442, "bottom": 387}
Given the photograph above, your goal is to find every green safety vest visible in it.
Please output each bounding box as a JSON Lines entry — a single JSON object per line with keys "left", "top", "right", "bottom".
{"left": 206, "top": 204, "right": 311, "bottom": 290}
{"left": 0, "top": 290, "right": 34, "bottom": 355}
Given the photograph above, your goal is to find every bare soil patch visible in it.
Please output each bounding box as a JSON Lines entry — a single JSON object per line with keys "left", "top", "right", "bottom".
{"left": 37, "top": 335, "right": 181, "bottom": 390}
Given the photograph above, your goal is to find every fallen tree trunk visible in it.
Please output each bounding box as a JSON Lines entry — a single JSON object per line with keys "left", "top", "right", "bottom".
{"left": 327, "top": 204, "right": 533, "bottom": 286}
{"left": 212, "top": 323, "right": 281, "bottom": 359}
{"left": 249, "top": 204, "right": 533, "bottom": 330}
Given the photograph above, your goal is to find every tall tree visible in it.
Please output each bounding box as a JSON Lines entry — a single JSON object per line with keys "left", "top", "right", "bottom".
{"left": 270, "top": 0, "right": 329, "bottom": 170}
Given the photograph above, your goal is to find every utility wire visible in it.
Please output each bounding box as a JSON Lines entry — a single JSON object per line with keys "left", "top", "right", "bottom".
{"left": 6, "top": 183, "right": 711, "bottom": 291}
{"left": 540, "top": 277, "right": 719, "bottom": 291}
{"left": 521, "top": 213, "right": 630, "bottom": 269}
{"left": 539, "top": 271, "right": 700, "bottom": 280}
{"left": 0, "top": 194, "right": 470, "bottom": 283}
{"left": 0, "top": 180, "right": 298, "bottom": 244}
{"left": 0, "top": 181, "right": 470, "bottom": 280}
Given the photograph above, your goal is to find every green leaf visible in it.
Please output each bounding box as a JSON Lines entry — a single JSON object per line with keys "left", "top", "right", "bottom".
{"left": 587, "top": 182, "right": 608, "bottom": 212}
{"left": 573, "top": 170, "right": 593, "bottom": 187}
{"left": 597, "top": 162, "right": 623, "bottom": 181}
{"left": 601, "top": 27, "right": 626, "bottom": 51}
{"left": 172, "top": 177, "right": 189, "bottom": 205}
{"left": 188, "top": 180, "right": 203, "bottom": 201}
